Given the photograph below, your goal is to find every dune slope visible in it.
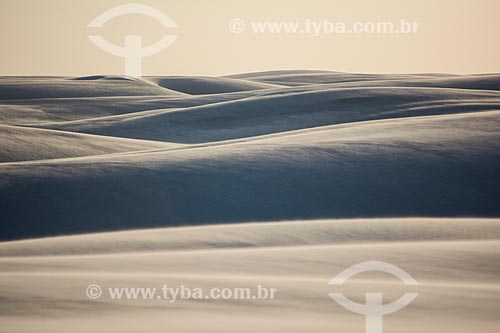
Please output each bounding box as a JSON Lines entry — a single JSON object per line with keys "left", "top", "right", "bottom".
{"left": 1, "top": 109, "right": 500, "bottom": 240}
{"left": 1, "top": 218, "right": 499, "bottom": 333}
{"left": 146, "top": 76, "right": 283, "bottom": 94}
{"left": 0, "top": 124, "right": 178, "bottom": 163}
{"left": 0, "top": 71, "right": 499, "bottom": 240}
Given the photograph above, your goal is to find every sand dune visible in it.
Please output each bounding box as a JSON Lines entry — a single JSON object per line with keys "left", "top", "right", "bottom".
{"left": 1, "top": 218, "right": 499, "bottom": 257}
{"left": 146, "top": 76, "right": 283, "bottom": 94}
{"left": 1, "top": 71, "right": 499, "bottom": 332}
{"left": 225, "top": 70, "right": 458, "bottom": 85}
{"left": 31, "top": 86, "right": 500, "bottom": 143}
{"left": 1, "top": 109, "right": 500, "bottom": 240}
{"left": 1, "top": 218, "right": 499, "bottom": 332}
{"left": 227, "top": 71, "right": 500, "bottom": 92}
{"left": 0, "top": 76, "right": 183, "bottom": 100}
{"left": 1, "top": 71, "right": 500, "bottom": 241}
{"left": 0, "top": 124, "right": 177, "bottom": 163}
{"left": 0, "top": 92, "right": 261, "bottom": 125}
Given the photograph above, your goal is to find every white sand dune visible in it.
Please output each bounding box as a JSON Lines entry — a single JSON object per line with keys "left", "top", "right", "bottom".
{"left": 225, "top": 70, "right": 459, "bottom": 85}
{"left": 1, "top": 218, "right": 499, "bottom": 257}
{"left": 0, "top": 124, "right": 178, "bottom": 163}
{"left": 1, "top": 71, "right": 500, "bottom": 240}
{"left": 1, "top": 71, "right": 499, "bottom": 332}
{"left": 1, "top": 108, "right": 499, "bottom": 240}
{"left": 146, "top": 76, "right": 283, "bottom": 94}
{"left": 30, "top": 86, "right": 500, "bottom": 143}
{"left": 0, "top": 76, "right": 183, "bottom": 100}
{"left": 1, "top": 218, "right": 499, "bottom": 332}
{"left": 227, "top": 70, "right": 500, "bottom": 92}
{"left": 0, "top": 91, "right": 260, "bottom": 125}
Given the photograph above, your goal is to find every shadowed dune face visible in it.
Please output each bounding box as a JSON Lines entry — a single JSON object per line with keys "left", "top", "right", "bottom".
{"left": 0, "top": 124, "right": 179, "bottom": 163}
{"left": 1, "top": 71, "right": 500, "bottom": 240}
{"left": 145, "top": 76, "right": 284, "bottom": 94}
{"left": 0, "top": 76, "right": 185, "bottom": 100}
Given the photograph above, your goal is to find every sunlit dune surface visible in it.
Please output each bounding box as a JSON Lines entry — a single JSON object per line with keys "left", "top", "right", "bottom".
{"left": 1, "top": 218, "right": 500, "bottom": 332}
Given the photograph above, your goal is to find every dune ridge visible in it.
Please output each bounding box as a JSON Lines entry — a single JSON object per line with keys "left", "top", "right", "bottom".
{"left": 1, "top": 218, "right": 499, "bottom": 257}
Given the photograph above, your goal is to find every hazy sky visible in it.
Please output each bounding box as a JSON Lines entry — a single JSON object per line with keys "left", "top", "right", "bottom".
{"left": 0, "top": 0, "right": 499, "bottom": 76}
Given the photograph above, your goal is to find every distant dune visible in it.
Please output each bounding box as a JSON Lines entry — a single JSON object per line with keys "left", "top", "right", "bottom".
{"left": 35, "top": 86, "right": 500, "bottom": 143}
{"left": 0, "top": 76, "right": 183, "bottom": 100}
{"left": 146, "top": 76, "right": 283, "bottom": 94}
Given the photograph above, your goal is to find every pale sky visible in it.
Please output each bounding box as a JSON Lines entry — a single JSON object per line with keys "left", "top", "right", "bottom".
{"left": 0, "top": 0, "right": 499, "bottom": 76}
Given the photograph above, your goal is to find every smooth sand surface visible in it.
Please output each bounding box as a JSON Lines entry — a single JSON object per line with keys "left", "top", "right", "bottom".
{"left": 1, "top": 71, "right": 500, "bottom": 240}
{"left": 1, "top": 218, "right": 500, "bottom": 332}
{"left": 1, "top": 71, "right": 499, "bottom": 331}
